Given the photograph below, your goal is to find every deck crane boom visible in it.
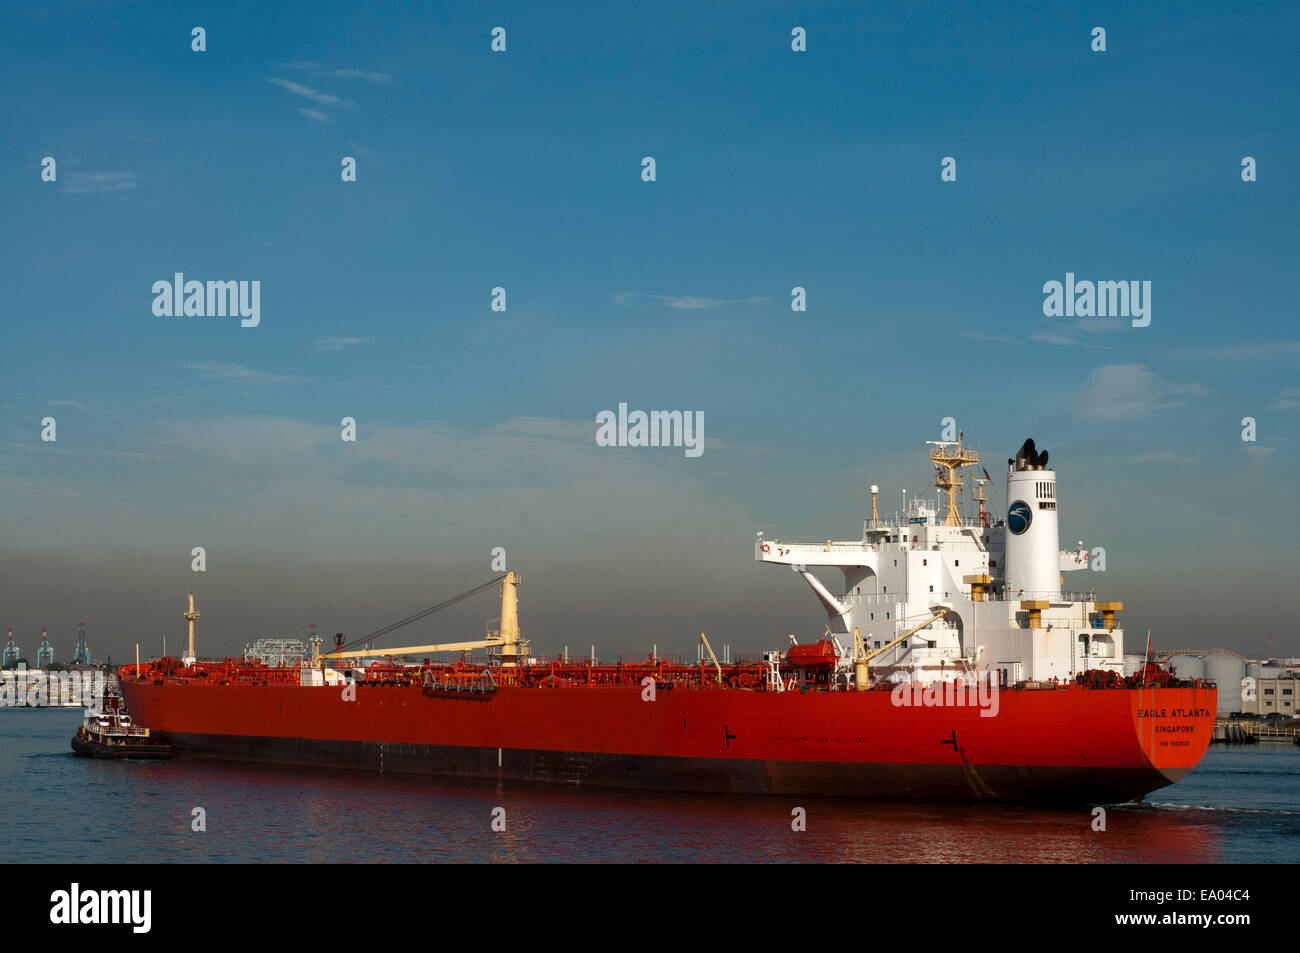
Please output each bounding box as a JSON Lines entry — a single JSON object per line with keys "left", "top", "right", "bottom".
{"left": 853, "top": 610, "right": 946, "bottom": 689}
{"left": 319, "top": 572, "right": 529, "bottom": 667}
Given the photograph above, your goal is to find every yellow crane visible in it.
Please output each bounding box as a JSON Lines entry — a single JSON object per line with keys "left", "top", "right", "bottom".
{"left": 699, "top": 632, "right": 723, "bottom": 685}
{"left": 320, "top": 572, "right": 529, "bottom": 667}
{"left": 853, "top": 610, "right": 946, "bottom": 689}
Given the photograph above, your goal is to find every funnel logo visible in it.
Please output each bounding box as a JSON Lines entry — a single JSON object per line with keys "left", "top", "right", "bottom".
{"left": 1008, "top": 500, "right": 1032, "bottom": 535}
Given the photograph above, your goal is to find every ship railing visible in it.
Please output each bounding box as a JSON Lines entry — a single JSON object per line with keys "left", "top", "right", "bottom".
{"left": 840, "top": 591, "right": 962, "bottom": 604}
{"left": 766, "top": 538, "right": 992, "bottom": 555}
{"left": 764, "top": 541, "right": 876, "bottom": 553}
{"left": 862, "top": 516, "right": 992, "bottom": 531}
{"left": 984, "top": 590, "right": 1100, "bottom": 603}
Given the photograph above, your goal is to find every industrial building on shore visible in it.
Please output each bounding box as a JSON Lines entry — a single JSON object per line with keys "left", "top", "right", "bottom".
{"left": 1130, "top": 650, "right": 1299, "bottom": 717}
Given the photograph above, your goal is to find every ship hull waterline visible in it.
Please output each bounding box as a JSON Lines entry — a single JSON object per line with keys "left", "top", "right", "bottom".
{"left": 119, "top": 677, "right": 1215, "bottom": 803}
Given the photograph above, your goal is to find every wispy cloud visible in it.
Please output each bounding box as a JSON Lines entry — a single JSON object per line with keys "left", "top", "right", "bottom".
{"left": 963, "top": 331, "right": 1019, "bottom": 344}
{"left": 60, "top": 170, "right": 139, "bottom": 195}
{"left": 310, "top": 336, "right": 378, "bottom": 351}
{"left": 1030, "top": 331, "right": 1106, "bottom": 349}
{"left": 48, "top": 399, "right": 88, "bottom": 409}
{"left": 296, "top": 108, "right": 334, "bottom": 125}
{"left": 1074, "top": 363, "right": 1209, "bottom": 422}
{"left": 1173, "top": 340, "right": 1300, "bottom": 362}
{"left": 268, "top": 77, "right": 342, "bottom": 104}
{"left": 1032, "top": 317, "right": 1133, "bottom": 348}
{"left": 1270, "top": 387, "right": 1300, "bottom": 411}
{"left": 181, "top": 362, "right": 305, "bottom": 385}
{"left": 332, "top": 68, "right": 391, "bottom": 83}
{"left": 278, "top": 61, "right": 392, "bottom": 84}
{"left": 613, "top": 292, "right": 770, "bottom": 310}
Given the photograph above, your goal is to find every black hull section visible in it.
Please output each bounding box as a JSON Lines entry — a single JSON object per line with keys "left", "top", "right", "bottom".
{"left": 162, "top": 732, "right": 1181, "bottom": 803}
{"left": 71, "top": 735, "right": 173, "bottom": 759}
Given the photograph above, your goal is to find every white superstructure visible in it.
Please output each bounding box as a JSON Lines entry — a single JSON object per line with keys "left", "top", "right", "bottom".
{"left": 755, "top": 435, "right": 1124, "bottom": 687}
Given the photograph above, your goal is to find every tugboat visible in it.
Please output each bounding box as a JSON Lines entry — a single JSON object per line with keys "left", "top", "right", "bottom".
{"left": 71, "top": 680, "right": 172, "bottom": 760}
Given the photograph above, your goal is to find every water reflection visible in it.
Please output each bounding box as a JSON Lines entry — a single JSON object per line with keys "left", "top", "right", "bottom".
{"left": 3, "top": 710, "right": 1294, "bottom": 863}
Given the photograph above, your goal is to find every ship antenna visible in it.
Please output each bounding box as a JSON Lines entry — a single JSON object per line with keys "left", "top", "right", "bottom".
{"left": 870, "top": 485, "right": 880, "bottom": 529}
{"left": 927, "top": 431, "right": 981, "bottom": 527}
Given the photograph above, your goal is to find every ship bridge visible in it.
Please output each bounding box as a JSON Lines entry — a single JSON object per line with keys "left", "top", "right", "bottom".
{"left": 756, "top": 496, "right": 1001, "bottom": 632}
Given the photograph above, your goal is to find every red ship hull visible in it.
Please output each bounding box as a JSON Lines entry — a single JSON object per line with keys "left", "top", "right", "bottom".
{"left": 118, "top": 672, "right": 1215, "bottom": 802}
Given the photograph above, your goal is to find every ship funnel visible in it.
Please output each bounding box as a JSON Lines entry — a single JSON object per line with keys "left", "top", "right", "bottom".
{"left": 1005, "top": 439, "right": 1060, "bottom": 599}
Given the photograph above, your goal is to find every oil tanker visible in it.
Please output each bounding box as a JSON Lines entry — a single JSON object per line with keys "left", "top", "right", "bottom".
{"left": 119, "top": 434, "right": 1216, "bottom": 801}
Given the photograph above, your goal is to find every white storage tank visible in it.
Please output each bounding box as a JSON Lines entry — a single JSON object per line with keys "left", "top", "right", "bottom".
{"left": 1203, "top": 654, "right": 1245, "bottom": 713}
{"left": 1122, "top": 654, "right": 1146, "bottom": 676}
{"left": 1167, "top": 654, "right": 1205, "bottom": 680}
{"left": 1246, "top": 661, "right": 1262, "bottom": 679}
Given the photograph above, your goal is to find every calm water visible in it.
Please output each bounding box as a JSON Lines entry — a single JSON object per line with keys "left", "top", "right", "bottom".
{"left": 4, "top": 708, "right": 1297, "bottom": 863}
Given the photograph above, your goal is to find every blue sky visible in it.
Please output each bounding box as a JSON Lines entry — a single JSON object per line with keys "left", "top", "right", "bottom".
{"left": 1, "top": 1, "right": 1296, "bottom": 662}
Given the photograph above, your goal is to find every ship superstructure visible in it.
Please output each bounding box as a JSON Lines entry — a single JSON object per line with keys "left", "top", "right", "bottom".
{"left": 757, "top": 435, "right": 1113, "bottom": 688}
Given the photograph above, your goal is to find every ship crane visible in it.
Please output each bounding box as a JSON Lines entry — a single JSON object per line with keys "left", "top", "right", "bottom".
{"left": 320, "top": 572, "right": 529, "bottom": 668}
{"left": 852, "top": 610, "right": 946, "bottom": 689}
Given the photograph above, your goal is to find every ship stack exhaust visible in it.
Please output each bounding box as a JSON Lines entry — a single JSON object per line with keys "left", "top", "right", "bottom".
{"left": 1005, "top": 438, "right": 1061, "bottom": 600}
